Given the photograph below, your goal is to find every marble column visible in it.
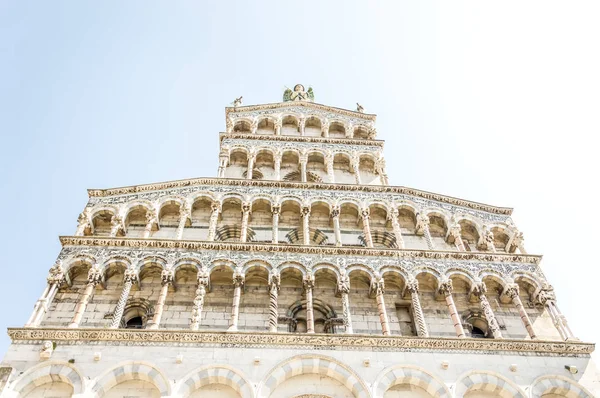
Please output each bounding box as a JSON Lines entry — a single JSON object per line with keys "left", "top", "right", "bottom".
{"left": 246, "top": 153, "right": 255, "bottom": 180}
{"left": 438, "top": 280, "right": 466, "bottom": 338}
{"left": 449, "top": 223, "right": 466, "bottom": 251}
{"left": 473, "top": 282, "right": 503, "bottom": 339}
{"left": 416, "top": 213, "right": 435, "bottom": 250}
{"left": 376, "top": 158, "right": 389, "bottom": 185}
{"left": 371, "top": 276, "right": 390, "bottom": 336}
{"left": 351, "top": 156, "right": 361, "bottom": 184}
{"left": 321, "top": 121, "right": 329, "bottom": 138}
{"left": 273, "top": 152, "right": 282, "bottom": 181}
{"left": 389, "top": 209, "right": 405, "bottom": 249}
{"left": 147, "top": 269, "right": 174, "bottom": 329}
{"left": 505, "top": 284, "right": 536, "bottom": 339}
{"left": 109, "top": 269, "right": 137, "bottom": 329}
{"left": 331, "top": 206, "right": 342, "bottom": 246}
{"left": 268, "top": 270, "right": 280, "bottom": 333}
{"left": 538, "top": 285, "right": 577, "bottom": 340}
{"left": 299, "top": 153, "right": 308, "bottom": 183}
{"left": 240, "top": 202, "right": 251, "bottom": 243}
{"left": 299, "top": 117, "right": 306, "bottom": 136}
{"left": 206, "top": 202, "right": 221, "bottom": 242}
{"left": 361, "top": 208, "right": 373, "bottom": 248}
{"left": 68, "top": 267, "right": 102, "bottom": 328}
{"left": 27, "top": 261, "right": 65, "bottom": 327}
{"left": 325, "top": 153, "right": 335, "bottom": 183}
{"left": 271, "top": 204, "right": 280, "bottom": 244}
{"left": 337, "top": 271, "right": 353, "bottom": 334}
{"left": 274, "top": 118, "right": 282, "bottom": 135}
{"left": 143, "top": 211, "right": 157, "bottom": 239}
{"left": 218, "top": 149, "right": 229, "bottom": 178}
{"left": 303, "top": 273, "right": 315, "bottom": 333}
{"left": 345, "top": 123, "right": 354, "bottom": 138}
{"left": 301, "top": 206, "right": 311, "bottom": 245}
{"left": 227, "top": 269, "right": 245, "bottom": 332}
{"left": 190, "top": 268, "right": 210, "bottom": 331}
{"left": 110, "top": 215, "right": 123, "bottom": 237}
{"left": 406, "top": 279, "right": 428, "bottom": 337}
{"left": 176, "top": 205, "right": 190, "bottom": 240}
{"left": 250, "top": 119, "right": 258, "bottom": 135}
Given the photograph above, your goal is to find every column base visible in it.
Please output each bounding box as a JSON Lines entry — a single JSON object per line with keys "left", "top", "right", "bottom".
{"left": 67, "top": 323, "right": 78, "bottom": 328}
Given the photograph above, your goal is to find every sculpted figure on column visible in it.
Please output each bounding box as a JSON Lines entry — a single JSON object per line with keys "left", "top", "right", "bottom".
{"left": 337, "top": 268, "right": 353, "bottom": 334}
{"left": 240, "top": 202, "right": 251, "bottom": 242}
{"left": 301, "top": 205, "right": 311, "bottom": 245}
{"left": 472, "top": 281, "right": 503, "bottom": 339}
{"left": 416, "top": 212, "right": 434, "bottom": 250}
{"left": 482, "top": 225, "right": 496, "bottom": 252}
{"left": 406, "top": 278, "right": 428, "bottom": 337}
{"left": 190, "top": 266, "right": 210, "bottom": 330}
{"left": 268, "top": 269, "right": 281, "bottom": 333}
{"left": 143, "top": 210, "right": 157, "bottom": 238}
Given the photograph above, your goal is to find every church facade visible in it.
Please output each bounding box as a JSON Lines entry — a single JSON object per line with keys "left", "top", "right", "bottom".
{"left": 0, "top": 86, "right": 597, "bottom": 397}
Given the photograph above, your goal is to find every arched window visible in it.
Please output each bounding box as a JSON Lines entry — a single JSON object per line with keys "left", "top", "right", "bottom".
{"left": 125, "top": 316, "right": 144, "bottom": 329}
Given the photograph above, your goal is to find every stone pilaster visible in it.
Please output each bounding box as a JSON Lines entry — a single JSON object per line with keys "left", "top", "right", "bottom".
{"left": 438, "top": 279, "right": 466, "bottom": 338}
{"left": 505, "top": 284, "right": 536, "bottom": 339}
{"left": 109, "top": 269, "right": 137, "bottom": 329}
{"left": 227, "top": 268, "right": 245, "bottom": 332}
{"left": 147, "top": 268, "right": 174, "bottom": 329}
{"left": 473, "top": 282, "right": 503, "bottom": 339}
{"left": 190, "top": 267, "right": 210, "bottom": 331}
{"left": 268, "top": 270, "right": 280, "bottom": 333}
{"left": 68, "top": 267, "right": 102, "bottom": 328}
{"left": 406, "top": 279, "right": 428, "bottom": 337}
{"left": 303, "top": 273, "right": 315, "bottom": 333}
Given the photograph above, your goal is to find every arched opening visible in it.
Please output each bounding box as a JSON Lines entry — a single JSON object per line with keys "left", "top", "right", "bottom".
{"left": 328, "top": 121, "right": 346, "bottom": 138}
{"left": 354, "top": 126, "right": 370, "bottom": 140}
{"left": 124, "top": 206, "right": 149, "bottom": 238}
{"left": 281, "top": 115, "right": 300, "bottom": 136}
{"left": 256, "top": 118, "right": 275, "bottom": 135}
{"left": 91, "top": 210, "right": 113, "bottom": 236}
{"left": 21, "top": 381, "right": 74, "bottom": 397}
{"left": 103, "top": 379, "right": 161, "bottom": 398}
{"left": 333, "top": 153, "right": 354, "bottom": 184}
{"left": 491, "top": 227, "right": 510, "bottom": 252}
{"left": 313, "top": 268, "right": 341, "bottom": 333}
{"left": 249, "top": 199, "right": 273, "bottom": 243}
{"left": 367, "top": 205, "right": 397, "bottom": 248}
{"left": 279, "top": 201, "right": 301, "bottom": 245}
{"left": 280, "top": 150, "right": 300, "bottom": 181}
{"left": 187, "top": 197, "right": 212, "bottom": 240}
{"left": 306, "top": 152, "right": 327, "bottom": 182}
{"left": 189, "top": 384, "right": 241, "bottom": 398}
{"left": 155, "top": 201, "right": 183, "bottom": 239}
{"left": 359, "top": 154, "right": 379, "bottom": 185}
{"left": 233, "top": 120, "right": 251, "bottom": 134}
{"left": 304, "top": 116, "right": 322, "bottom": 137}
{"left": 459, "top": 220, "right": 480, "bottom": 252}
{"left": 428, "top": 213, "right": 451, "bottom": 250}
{"left": 254, "top": 149, "right": 275, "bottom": 180}
{"left": 216, "top": 198, "right": 249, "bottom": 242}
{"left": 240, "top": 265, "right": 270, "bottom": 331}
{"left": 278, "top": 267, "right": 304, "bottom": 332}
{"left": 382, "top": 270, "right": 411, "bottom": 336}
{"left": 226, "top": 148, "right": 249, "bottom": 179}
{"left": 203, "top": 265, "right": 234, "bottom": 331}
{"left": 348, "top": 269, "right": 378, "bottom": 334}
{"left": 339, "top": 203, "right": 362, "bottom": 246}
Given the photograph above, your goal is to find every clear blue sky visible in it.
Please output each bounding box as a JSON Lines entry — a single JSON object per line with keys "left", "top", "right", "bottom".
{"left": 1, "top": 1, "right": 599, "bottom": 355}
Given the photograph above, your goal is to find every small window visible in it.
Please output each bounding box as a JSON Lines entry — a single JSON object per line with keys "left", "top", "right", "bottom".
{"left": 125, "top": 316, "right": 144, "bottom": 329}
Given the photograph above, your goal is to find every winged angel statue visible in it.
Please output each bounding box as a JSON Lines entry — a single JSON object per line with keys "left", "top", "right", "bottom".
{"left": 283, "top": 84, "right": 314, "bottom": 102}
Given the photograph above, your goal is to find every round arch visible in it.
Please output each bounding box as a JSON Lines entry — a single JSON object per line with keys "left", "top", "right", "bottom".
{"left": 373, "top": 364, "right": 450, "bottom": 398}
{"left": 91, "top": 361, "right": 170, "bottom": 397}
{"left": 530, "top": 375, "right": 594, "bottom": 398}
{"left": 176, "top": 364, "right": 254, "bottom": 398}
{"left": 12, "top": 361, "right": 84, "bottom": 397}
{"left": 454, "top": 370, "right": 526, "bottom": 398}
{"left": 257, "top": 354, "right": 370, "bottom": 398}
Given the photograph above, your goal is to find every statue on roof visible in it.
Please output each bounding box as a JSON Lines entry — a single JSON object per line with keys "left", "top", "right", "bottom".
{"left": 232, "top": 96, "right": 243, "bottom": 107}
{"left": 356, "top": 103, "right": 364, "bottom": 113}
{"left": 283, "top": 84, "right": 314, "bottom": 102}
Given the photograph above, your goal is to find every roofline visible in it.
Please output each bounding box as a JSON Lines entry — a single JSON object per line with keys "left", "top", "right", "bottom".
{"left": 87, "top": 177, "right": 513, "bottom": 216}
{"left": 226, "top": 101, "right": 376, "bottom": 121}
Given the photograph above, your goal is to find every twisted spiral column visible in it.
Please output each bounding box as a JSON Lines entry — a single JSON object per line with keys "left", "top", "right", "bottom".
{"left": 190, "top": 268, "right": 210, "bottom": 331}
{"left": 361, "top": 208, "right": 373, "bottom": 248}
{"left": 389, "top": 209, "right": 405, "bottom": 249}
{"left": 473, "top": 282, "right": 503, "bottom": 339}
{"left": 206, "top": 202, "right": 221, "bottom": 242}
{"left": 268, "top": 271, "right": 280, "bottom": 333}
{"left": 406, "top": 279, "right": 428, "bottom": 337}
{"left": 109, "top": 269, "right": 137, "bottom": 329}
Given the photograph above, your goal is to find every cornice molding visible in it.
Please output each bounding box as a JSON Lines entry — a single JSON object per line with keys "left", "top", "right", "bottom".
{"left": 7, "top": 328, "right": 593, "bottom": 355}
{"left": 225, "top": 101, "right": 376, "bottom": 121}
{"left": 87, "top": 178, "right": 513, "bottom": 216}
{"left": 220, "top": 132, "right": 384, "bottom": 147}
{"left": 59, "top": 236, "right": 541, "bottom": 265}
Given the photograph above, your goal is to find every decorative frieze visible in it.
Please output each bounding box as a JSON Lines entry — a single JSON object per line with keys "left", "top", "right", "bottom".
{"left": 7, "top": 328, "right": 594, "bottom": 355}
{"left": 221, "top": 132, "right": 384, "bottom": 147}
{"left": 221, "top": 138, "right": 383, "bottom": 156}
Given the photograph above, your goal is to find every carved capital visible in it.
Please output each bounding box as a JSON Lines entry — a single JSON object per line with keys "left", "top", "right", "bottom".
{"left": 416, "top": 213, "right": 430, "bottom": 229}
{"left": 360, "top": 208, "right": 370, "bottom": 219}
{"left": 161, "top": 269, "right": 174, "bottom": 285}
{"left": 301, "top": 206, "right": 311, "bottom": 217}
{"left": 406, "top": 279, "right": 419, "bottom": 294}
{"left": 211, "top": 202, "right": 222, "bottom": 213}
{"left": 241, "top": 202, "right": 251, "bottom": 213}
{"left": 472, "top": 281, "right": 487, "bottom": 298}
{"left": 438, "top": 279, "right": 453, "bottom": 294}
{"left": 87, "top": 267, "right": 102, "bottom": 285}
{"left": 197, "top": 267, "right": 210, "bottom": 289}
{"left": 47, "top": 260, "right": 65, "bottom": 284}
{"left": 449, "top": 223, "right": 462, "bottom": 239}
{"left": 370, "top": 276, "right": 385, "bottom": 295}
{"left": 269, "top": 270, "right": 281, "bottom": 291}
{"left": 123, "top": 269, "right": 138, "bottom": 284}
{"left": 330, "top": 205, "right": 340, "bottom": 218}
{"left": 537, "top": 285, "right": 556, "bottom": 305}
{"left": 504, "top": 283, "right": 519, "bottom": 300}
{"left": 303, "top": 273, "right": 315, "bottom": 290}
{"left": 337, "top": 274, "right": 350, "bottom": 295}
{"left": 232, "top": 268, "right": 245, "bottom": 287}
{"left": 77, "top": 211, "right": 89, "bottom": 226}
